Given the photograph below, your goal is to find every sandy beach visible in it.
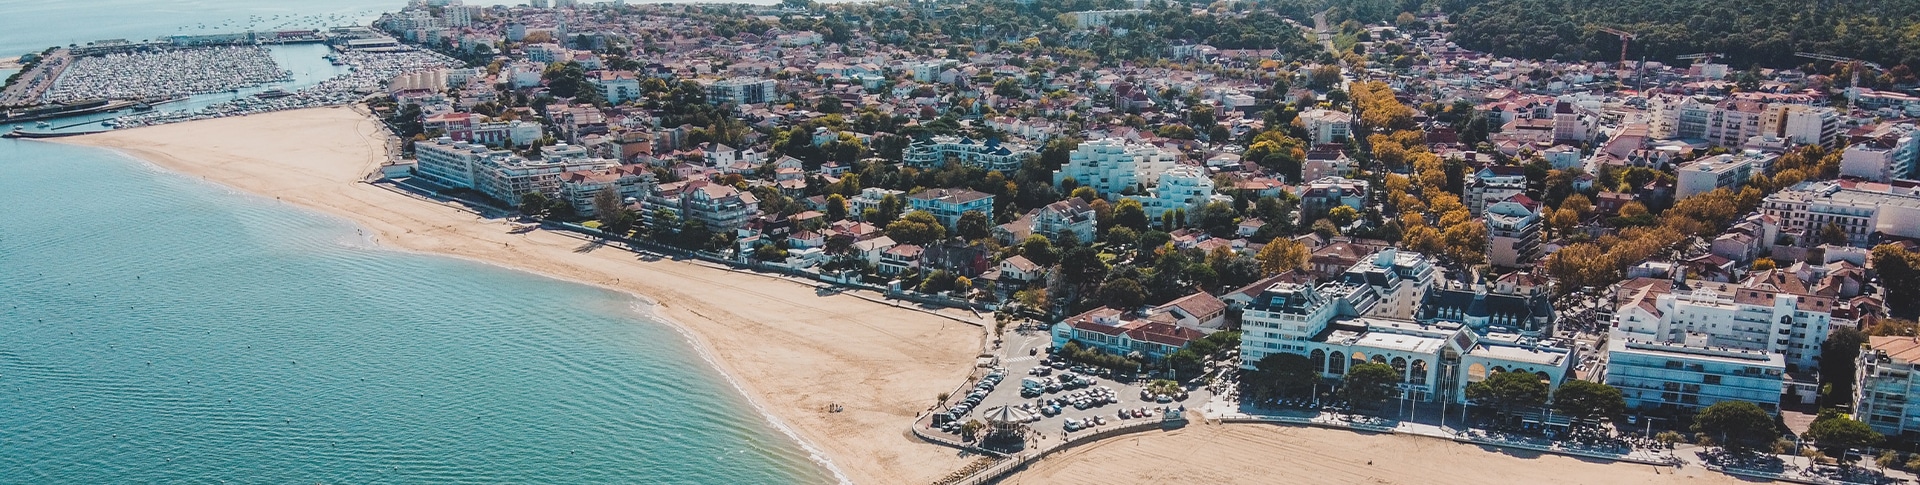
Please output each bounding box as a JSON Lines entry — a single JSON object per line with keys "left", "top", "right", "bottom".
{"left": 1005, "top": 423, "right": 1754, "bottom": 485}
{"left": 55, "top": 106, "right": 980, "bottom": 485}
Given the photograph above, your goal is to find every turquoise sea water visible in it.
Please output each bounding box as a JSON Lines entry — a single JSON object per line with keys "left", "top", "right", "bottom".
{"left": 0, "top": 140, "right": 835, "bottom": 483}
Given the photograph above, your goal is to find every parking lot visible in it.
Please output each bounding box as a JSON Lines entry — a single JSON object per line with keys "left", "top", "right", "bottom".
{"left": 924, "top": 326, "right": 1206, "bottom": 444}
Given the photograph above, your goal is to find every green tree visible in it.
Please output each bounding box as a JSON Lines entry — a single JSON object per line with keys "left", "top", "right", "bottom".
{"left": 1312, "top": 218, "right": 1341, "bottom": 238}
{"left": 825, "top": 193, "right": 848, "bottom": 221}
{"left": 1805, "top": 410, "right": 1883, "bottom": 459}
{"left": 592, "top": 188, "right": 635, "bottom": 235}
{"left": 993, "top": 78, "right": 1022, "bottom": 98}
{"left": 1249, "top": 352, "right": 1320, "bottom": 400}
{"left": 519, "top": 192, "right": 550, "bottom": 218}
{"left": 1194, "top": 201, "right": 1239, "bottom": 238}
{"left": 1551, "top": 380, "right": 1625, "bottom": 424}
{"left": 1465, "top": 371, "right": 1550, "bottom": 416}
{"left": 956, "top": 210, "right": 992, "bottom": 241}
{"left": 1021, "top": 235, "right": 1058, "bottom": 267}
{"left": 1692, "top": 401, "right": 1778, "bottom": 450}
{"left": 752, "top": 243, "right": 788, "bottom": 262}
{"left": 1874, "top": 244, "right": 1920, "bottom": 318}
{"left": 1342, "top": 362, "right": 1399, "bottom": 410}
{"left": 1071, "top": 186, "right": 1098, "bottom": 203}
{"left": 1821, "top": 223, "right": 1850, "bottom": 246}
{"left": 885, "top": 210, "right": 946, "bottom": 246}
{"left": 1112, "top": 198, "right": 1149, "bottom": 231}
{"left": 1099, "top": 278, "right": 1145, "bottom": 309}
{"left": 1821, "top": 327, "right": 1870, "bottom": 406}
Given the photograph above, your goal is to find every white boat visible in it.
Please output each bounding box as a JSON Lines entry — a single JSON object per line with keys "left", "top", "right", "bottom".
{"left": 35, "top": 121, "right": 50, "bottom": 128}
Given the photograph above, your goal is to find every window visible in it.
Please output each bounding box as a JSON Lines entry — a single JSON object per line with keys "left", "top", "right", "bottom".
{"left": 1704, "top": 375, "right": 1721, "bottom": 385}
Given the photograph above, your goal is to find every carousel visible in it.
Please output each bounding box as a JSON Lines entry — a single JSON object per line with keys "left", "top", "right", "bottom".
{"left": 979, "top": 404, "right": 1035, "bottom": 452}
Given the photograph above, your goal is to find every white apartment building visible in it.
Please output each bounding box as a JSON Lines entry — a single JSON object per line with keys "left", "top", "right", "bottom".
{"left": 1485, "top": 198, "right": 1542, "bottom": 269}
{"left": 1464, "top": 165, "right": 1527, "bottom": 217}
{"left": 1335, "top": 249, "right": 1436, "bottom": 320}
{"left": 1761, "top": 180, "right": 1920, "bottom": 247}
{"left": 1605, "top": 337, "right": 1786, "bottom": 414}
{"left": 1779, "top": 105, "right": 1842, "bottom": 149}
{"left": 1068, "top": 9, "right": 1148, "bottom": 29}
{"left": 902, "top": 135, "right": 1037, "bottom": 172}
{"left": 707, "top": 77, "right": 777, "bottom": 105}
{"left": 1124, "top": 165, "right": 1215, "bottom": 223}
{"left": 1033, "top": 198, "right": 1097, "bottom": 243}
{"left": 645, "top": 179, "right": 761, "bottom": 231}
{"left": 1840, "top": 124, "right": 1919, "bottom": 183}
{"left": 1052, "top": 138, "right": 1175, "bottom": 196}
{"left": 1298, "top": 109, "right": 1352, "bottom": 145}
{"left": 1612, "top": 281, "right": 1834, "bottom": 371}
{"left": 1856, "top": 336, "right": 1920, "bottom": 438}
{"left": 589, "top": 70, "right": 641, "bottom": 105}
{"left": 1676, "top": 151, "right": 1776, "bottom": 200}
{"left": 849, "top": 187, "right": 903, "bottom": 221}
{"left": 415, "top": 137, "right": 613, "bottom": 204}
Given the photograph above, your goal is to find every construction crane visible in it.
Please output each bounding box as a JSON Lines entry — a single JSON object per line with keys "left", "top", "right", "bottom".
{"left": 1598, "top": 28, "right": 1642, "bottom": 92}
{"left": 1597, "top": 27, "right": 1635, "bottom": 66}
{"left": 1795, "top": 52, "right": 1885, "bottom": 105}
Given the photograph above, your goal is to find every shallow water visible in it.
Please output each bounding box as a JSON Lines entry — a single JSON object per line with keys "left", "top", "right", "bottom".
{"left": 0, "top": 139, "right": 834, "bottom": 483}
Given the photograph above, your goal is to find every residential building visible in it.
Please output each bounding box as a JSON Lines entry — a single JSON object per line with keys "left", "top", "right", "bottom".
{"left": 1761, "top": 180, "right": 1920, "bottom": 247}
{"left": 557, "top": 165, "right": 655, "bottom": 217}
{"left": 1611, "top": 277, "right": 1836, "bottom": 371}
{"left": 1337, "top": 249, "right": 1436, "bottom": 320}
{"left": 1125, "top": 165, "right": 1215, "bottom": 223}
{"left": 1302, "top": 147, "right": 1351, "bottom": 183}
{"left": 1676, "top": 152, "right": 1770, "bottom": 200}
{"left": 1033, "top": 198, "right": 1097, "bottom": 243}
{"left": 589, "top": 70, "right": 641, "bottom": 104}
{"left": 1840, "top": 124, "right": 1920, "bottom": 183}
{"left": 902, "top": 135, "right": 1036, "bottom": 172}
{"left": 849, "top": 187, "right": 903, "bottom": 221}
{"left": 708, "top": 77, "right": 777, "bottom": 105}
{"left": 1464, "top": 165, "right": 1527, "bottom": 217}
{"left": 1068, "top": 9, "right": 1149, "bottom": 29}
{"left": 1604, "top": 337, "right": 1786, "bottom": 414}
{"left": 1299, "top": 109, "right": 1352, "bottom": 145}
{"left": 1485, "top": 197, "right": 1542, "bottom": 268}
{"left": 1856, "top": 336, "right": 1920, "bottom": 438}
{"left": 414, "top": 137, "right": 612, "bottom": 204}
{"left": 644, "top": 179, "right": 761, "bottom": 231}
{"left": 1052, "top": 138, "right": 1175, "bottom": 196}
{"left": 1296, "top": 177, "right": 1369, "bottom": 216}
{"left": 905, "top": 188, "right": 995, "bottom": 230}
{"left": 1778, "top": 105, "right": 1842, "bottom": 149}
{"left": 878, "top": 244, "right": 923, "bottom": 275}
{"left": 1051, "top": 306, "right": 1207, "bottom": 360}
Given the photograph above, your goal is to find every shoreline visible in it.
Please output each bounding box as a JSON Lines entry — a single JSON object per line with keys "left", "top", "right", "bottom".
{"left": 50, "top": 106, "right": 981, "bottom": 485}
{"left": 96, "top": 142, "right": 856, "bottom": 484}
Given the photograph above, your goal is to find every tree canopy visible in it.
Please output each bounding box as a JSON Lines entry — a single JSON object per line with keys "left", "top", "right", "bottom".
{"left": 1692, "top": 401, "right": 1778, "bottom": 450}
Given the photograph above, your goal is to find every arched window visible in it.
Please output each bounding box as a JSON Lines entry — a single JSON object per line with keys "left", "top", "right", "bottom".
{"left": 1410, "top": 360, "right": 1429, "bottom": 385}
{"left": 1350, "top": 352, "right": 1367, "bottom": 368}
{"left": 1467, "top": 363, "right": 1488, "bottom": 383}
{"left": 1536, "top": 371, "right": 1552, "bottom": 384}
{"left": 1491, "top": 366, "right": 1507, "bottom": 375}
{"left": 1372, "top": 354, "right": 1388, "bottom": 365}
{"left": 1390, "top": 356, "right": 1407, "bottom": 375}
{"left": 1310, "top": 349, "right": 1328, "bottom": 374}
{"left": 1328, "top": 351, "right": 1347, "bottom": 375}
